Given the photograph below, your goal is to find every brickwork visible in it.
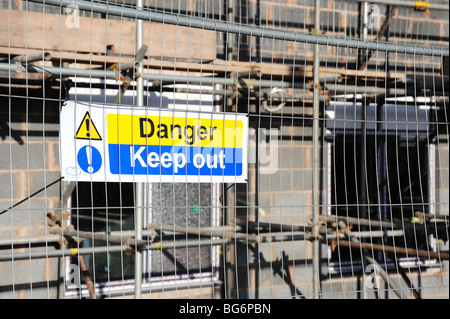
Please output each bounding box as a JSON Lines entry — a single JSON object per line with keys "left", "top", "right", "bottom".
{"left": 0, "top": 85, "right": 62, "bottom": 298}
{"left": 110, "top": 285, "right": 221, "bottom": 299}
{"left": 225, "top": 0, "right": 449, "bottom": 74}
{"left": 321, "top": 267, "right": 449, "bottom": 299}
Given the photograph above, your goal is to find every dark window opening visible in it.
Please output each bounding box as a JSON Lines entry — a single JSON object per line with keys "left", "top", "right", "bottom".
{"left": 70, "top": 182, "right": 136, "bottom": 283}
{"left": 330, "top": 134, "right": 378, "bottom": 263}
{"left": 69, "top": 182, "right": 216, "bottom": 289}
{"left": 329, "top": 135, "right": 430, "bottom": 265}
{"left": 383, "top": 138, "right": 430, "bottom": 253}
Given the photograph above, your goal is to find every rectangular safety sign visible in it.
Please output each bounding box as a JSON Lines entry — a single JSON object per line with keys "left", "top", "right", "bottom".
{"left": 59, "top": 101, "right": 248, "bottom": 183}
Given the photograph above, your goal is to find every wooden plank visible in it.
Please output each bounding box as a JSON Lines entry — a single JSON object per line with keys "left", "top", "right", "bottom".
{"left": 1, "top": 44, "right": 413, "bottom": 83}
{"left": 0, "top": 8, "right": 216, "bottom": 60}
{"left": 0, "top": 44, "right": 412, "bottom": 82}
{"left": 0, "top": 49, "right": 410, "bottom": 82}
{"left": 0, "top": 45, "right": 308, "bottom": 77}
{"left": 0, "top": 46, "right": 135, "bottom": 65}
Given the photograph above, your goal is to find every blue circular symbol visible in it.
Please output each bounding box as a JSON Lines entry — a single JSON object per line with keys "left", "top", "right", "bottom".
{"left": 77, "top": 145, "right": 102, "bottom": 174}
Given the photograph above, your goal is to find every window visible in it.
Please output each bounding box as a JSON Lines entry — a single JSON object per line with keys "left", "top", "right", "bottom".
{"left": 67, "top": 182, "right": 220, "bottom": 297}
{"left": 326, "top": 102, "right": 436, "bottom": 273}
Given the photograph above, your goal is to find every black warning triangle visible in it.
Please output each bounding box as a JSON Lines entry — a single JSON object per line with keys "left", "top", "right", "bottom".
{"left": 75, "top": 112, "right": 102, "bottom": 140}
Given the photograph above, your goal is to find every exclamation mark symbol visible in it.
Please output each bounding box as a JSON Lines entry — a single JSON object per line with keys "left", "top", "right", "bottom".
{"left": 85, "top": 118, "right": 90, "bottom": 138}
{"left": 76, "top": 112, "right": 101, "bottom": 141}
{"left": 86, "top": 146, "right": 93, "bottom": 173}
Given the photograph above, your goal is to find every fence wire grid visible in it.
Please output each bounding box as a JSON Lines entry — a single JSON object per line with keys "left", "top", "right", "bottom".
{"left": 0, "top": 0, "right": 448, "bottom": 300}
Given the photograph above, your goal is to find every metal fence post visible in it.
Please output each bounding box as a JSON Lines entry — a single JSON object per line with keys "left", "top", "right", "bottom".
{"left": 312, "top": 0, "right": 321, "bottom": 299}
{"left": 134, "top": 0, "right": 144, "bottom": 300}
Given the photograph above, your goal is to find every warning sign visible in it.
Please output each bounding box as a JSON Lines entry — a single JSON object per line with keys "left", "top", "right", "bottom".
{"left": 59, "top": 101, "right": 248, "bottom": 183}
{"left": 75, "top": 112, "right": 102, "bottom": 140}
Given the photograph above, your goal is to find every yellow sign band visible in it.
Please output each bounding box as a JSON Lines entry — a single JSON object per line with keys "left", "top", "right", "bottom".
{"left": 107, "top": 114, "right": 244, "bottom": 148}
{"left": 71, "top": 248, "right": 79, "bottom": 256}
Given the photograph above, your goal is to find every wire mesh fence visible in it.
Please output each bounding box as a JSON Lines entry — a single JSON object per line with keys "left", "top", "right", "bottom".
{"left": 0, "top": 0, "right": 448, "bottom": 299}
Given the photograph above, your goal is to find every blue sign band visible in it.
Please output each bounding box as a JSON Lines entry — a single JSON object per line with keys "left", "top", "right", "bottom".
{"left": 108, "top": 144, "right": 243, "bottom": 176}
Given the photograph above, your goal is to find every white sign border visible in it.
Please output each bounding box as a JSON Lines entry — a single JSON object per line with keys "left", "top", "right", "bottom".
{"left": 59, "top": 101, "right": 249, "bottom": 184}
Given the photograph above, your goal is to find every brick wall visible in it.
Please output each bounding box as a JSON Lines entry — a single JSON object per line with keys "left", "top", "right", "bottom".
{"left": 224, "top": 0, "right": 449, "bottom": 73}
{"left": 321, "top": 268, "right": 449, "bottom": 299}
{"left": 0, "top": 85, "right": 62, "bottom": 298}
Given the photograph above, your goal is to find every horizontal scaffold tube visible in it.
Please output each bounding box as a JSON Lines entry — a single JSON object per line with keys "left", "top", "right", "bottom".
{"left": 28, "top": 0, "right": 449, "bottom": 57}
{"left": 333, "top": 239, "right": 449, "bottom": 261}
{"left": 0, "top": 63, "right": 311, "bottom": 89}
{"left": 0, "top": 238, "right": 229, "bottom": 262}
{"left": 320, "top": 214, "right": 401, "bottom": 229}
{"left": 0, "top": 245, "right": 129, "bottom": 262}
{"left": 149, "top": 223, "right": 262, "bottom": 243}
{"left": 352, "top": 0, "right": 449, "bottom": 11}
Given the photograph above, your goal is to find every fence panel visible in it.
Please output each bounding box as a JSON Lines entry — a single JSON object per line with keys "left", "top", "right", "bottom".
{"left": 0, "top": 0, "right": 448, "bottom": 299}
